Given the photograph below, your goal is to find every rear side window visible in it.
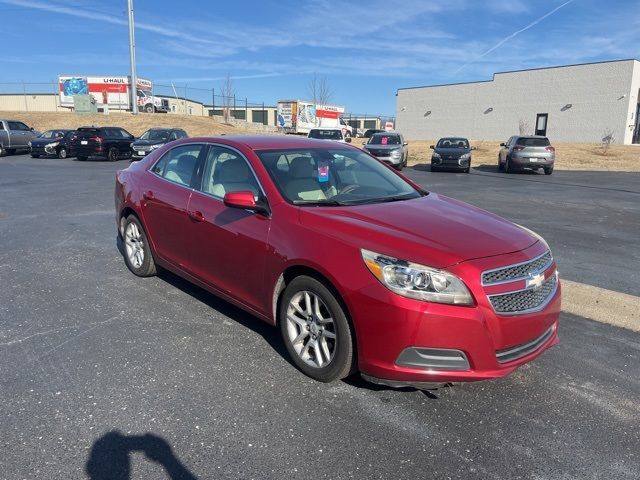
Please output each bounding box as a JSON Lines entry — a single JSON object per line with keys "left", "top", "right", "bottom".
{"left": 152, "top": 144, "right": 203, "bottom": 187}
{"left": 516, "top": 137, "right": 550, "bottom": 147}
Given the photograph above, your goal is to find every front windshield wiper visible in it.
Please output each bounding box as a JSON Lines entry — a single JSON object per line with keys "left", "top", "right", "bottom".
{"left": 292, "top": 199, "right": 346, "bottom": 206}
{"left": 344, "top": 193, "right": 420, "bottom": 205}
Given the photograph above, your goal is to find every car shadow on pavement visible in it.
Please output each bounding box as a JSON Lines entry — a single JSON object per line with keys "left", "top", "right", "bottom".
{"left": 86, "top": 430, "right": 198, "bottom": 480}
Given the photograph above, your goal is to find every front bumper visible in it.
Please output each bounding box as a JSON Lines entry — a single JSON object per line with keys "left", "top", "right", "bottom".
{"left": 347, "top": 242, "right": 560, "bottom": 385}
{"left": 432, "top": 156, "right": 470, "bottom": 169}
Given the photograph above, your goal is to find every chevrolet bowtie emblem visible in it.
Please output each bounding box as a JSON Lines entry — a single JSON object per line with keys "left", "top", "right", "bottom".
{"left": 526, "top": 273, "right": 545, "bottom": 289}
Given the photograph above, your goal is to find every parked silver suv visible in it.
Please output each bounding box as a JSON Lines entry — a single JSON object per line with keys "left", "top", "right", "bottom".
{"left": 498, "top": 135, "right": 555, "bottom": 175}
{"left": 0, "top": 119, "right": 39, "bottom": 156}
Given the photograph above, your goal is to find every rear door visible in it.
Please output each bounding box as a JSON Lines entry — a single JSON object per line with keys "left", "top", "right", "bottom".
{"left": 116, "top": 128, "right": 134, "bottom": 157}
{"left": 140, "top": 143, "right": 205, "bottom": 269}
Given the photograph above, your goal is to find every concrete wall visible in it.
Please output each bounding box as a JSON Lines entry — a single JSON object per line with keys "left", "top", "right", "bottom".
{"left": 0, "top": 94, "right": 60, "bottom": 112}
{"left": 396, "top": 60, "right": 640, "bottom": 144}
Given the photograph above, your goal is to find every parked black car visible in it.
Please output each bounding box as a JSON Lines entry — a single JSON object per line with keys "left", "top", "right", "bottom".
{"left": 363, "top": 128, "right": 384, "bottom": 138}
{"left": 430, "top": 137, "right": 475, "bottom": 173}
{"left": 69, "top": 127, "right": 135, "bottom": 161}
{"left": 131, "top": 128, "right": 188, "bottom": 161}
{"left": 29, "top": 129, "right": 76, "bottom": 159}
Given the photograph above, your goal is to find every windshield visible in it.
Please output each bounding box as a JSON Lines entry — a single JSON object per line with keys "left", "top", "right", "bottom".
{"left": 257, "top": 148, "right": 423, "bottom": 206}
{"left": 368, "top": 134, "right": 401, "bottom": 145}
{"left": 140, "top": 129, "right": 171, "bottom": 141}
{"left": 38, "top": 130, "right": 65, "bottom": 139}
{"left": 516, "top": 137, "right": 550, "bottom": 147}
{"left": 308, "top": 129, "right": 343, "bottom": 140}
{"left": 437, "top": 138, "right": 469, "bottom": 148}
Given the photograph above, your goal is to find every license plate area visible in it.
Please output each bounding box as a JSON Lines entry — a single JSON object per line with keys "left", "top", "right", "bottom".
{"left": 81, "top": 140, "right": 88, "bottom": 145}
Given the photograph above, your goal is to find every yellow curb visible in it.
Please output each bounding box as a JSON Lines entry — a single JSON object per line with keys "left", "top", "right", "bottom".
{"left": 561, "top": 279, "right": 640, "bottom": 332}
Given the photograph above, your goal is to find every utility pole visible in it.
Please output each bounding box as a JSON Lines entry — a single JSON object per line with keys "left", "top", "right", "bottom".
{"left": 127, "top": 0, "right": 138, "bottom": 114}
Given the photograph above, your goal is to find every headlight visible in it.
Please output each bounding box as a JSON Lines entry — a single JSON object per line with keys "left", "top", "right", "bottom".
{"left": 149, "top": 144, "right": 161, "bottom": 150}
{"left": 28, "top": 141, "right": 32, "bottom": 147}
{"left": 390, "top": 149, "right": 401, "bottom": 158}
{"left": 46, "top": 142, "right": 60, "bottom": 148}
{"left": 432, "top": 152, "right": 441, "bottom": 159}
{"left": 361, "top": 249, "right": 474, "bottom": 305}
{"left": 460, "top": 153, "right": 471, "bottom": 160}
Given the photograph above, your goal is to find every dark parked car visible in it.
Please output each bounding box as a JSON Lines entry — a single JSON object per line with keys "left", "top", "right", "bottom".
{"left": 363, "top": 128, "right": 384, "bottom": 138}
{"left": 131, "top": 128, "right": 188, "bottom": 161}
{"left": 70, "top": 127, "right": 135, "bottom": 161}
{"left": 115, "top": 135, "right": 560, "bottom": 388}
{"left": 498, "top": 136, "right": 555, "bottom": 175}
{"left": 430, "top": 137, "right": 475, "bottom": 173}
{"left": 362, "top": 132, "right": 408, "bottom": 170}
{"left": 29, "top": 129, "right": 75, "bottom": 159}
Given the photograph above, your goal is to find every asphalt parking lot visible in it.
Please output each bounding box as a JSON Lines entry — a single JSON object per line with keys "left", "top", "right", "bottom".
{"left": 1, "top": 154, "right": 639, "bottom": 479}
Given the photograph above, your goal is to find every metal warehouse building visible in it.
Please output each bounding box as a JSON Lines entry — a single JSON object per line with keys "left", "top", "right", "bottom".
{"left": 396, "top": 59, "right": 640, "bottom": 144}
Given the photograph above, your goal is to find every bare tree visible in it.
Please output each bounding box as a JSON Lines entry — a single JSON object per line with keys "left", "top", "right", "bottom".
{"left": 220, "top": 73, "right": 235, "bottom": 124}
{"left": 308, "top": 73, "right": 333, "bottom": 107}
{"left": 518, "top": 118, "right": 531, "bottom": 136}
{"left": 601, "top": 128, "right": 614, "bottom": 156}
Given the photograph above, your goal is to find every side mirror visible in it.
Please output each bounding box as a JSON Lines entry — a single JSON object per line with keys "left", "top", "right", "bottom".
{"left": 500, "top": 143, "right": 506, "bottom": 147}
{"left": 403, "top": 142, "right": 408, "bottom": 146}
{"left": 345, "top": 137, "right": 352, "bottom": 143}
{"left": 429, "top": 145, "right": 435, "bottom": 149}
{"left": 471, "top": 146, "right": 477, "bottom": 150}
{"left": 362, "top": 141, "right": 367, "bottom": 146}
{"left": 223, "top": 191, "right": 268, "bottom": 215}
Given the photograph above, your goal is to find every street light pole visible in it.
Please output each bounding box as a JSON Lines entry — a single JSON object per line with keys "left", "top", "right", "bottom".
{"left": 127, "top": 0, "right": 138, "bottom": 114}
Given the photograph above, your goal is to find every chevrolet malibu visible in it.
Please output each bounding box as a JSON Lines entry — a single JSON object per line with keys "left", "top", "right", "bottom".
{"left": 115, "top": 136, "right": 560, "bottom": 388}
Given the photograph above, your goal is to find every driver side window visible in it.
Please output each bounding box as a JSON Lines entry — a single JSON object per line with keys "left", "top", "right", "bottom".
{"left": 200, "top": 147, "right": 261, "bottom": 200}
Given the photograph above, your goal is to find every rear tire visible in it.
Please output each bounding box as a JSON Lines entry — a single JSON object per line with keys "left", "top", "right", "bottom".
{"left": 144, "top": 104, "right": 154, "bottom": 113}
{"left": 108, "top": 147, "right": 119, "bottom": 162}
{"left": 122, "top": 215, "right": 157, "bottom": 277}
{"left": 57, "top": 147, "right": 68, "bottom": 159}
{"left": 279, "top": 276, "right": 354, "bottom": 382}
{"left": 544, "top": 167, "right": 553, "bottom": 175}
{"left": 505, "top": 157, "right": 513, "bottom": 173}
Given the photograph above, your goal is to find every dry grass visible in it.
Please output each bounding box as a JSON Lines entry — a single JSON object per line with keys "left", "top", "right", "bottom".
{"left": 0, "top": 110, "right": 269, "bottom": 138}
{"left": 3, "top": 110, "right": 638, "bottom": 171}
{"left": 402, "top": 139, "right": 640, "bottom": 172}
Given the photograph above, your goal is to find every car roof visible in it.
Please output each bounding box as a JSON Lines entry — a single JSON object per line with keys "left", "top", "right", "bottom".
{"left": 179, "top": 135, "right": 358, "bottom": 151}
{"left": 517, "top": 135, "right": 548, "bottom": 139}
{"left": 438, "top": 136, "right": 468, "bottom": 140}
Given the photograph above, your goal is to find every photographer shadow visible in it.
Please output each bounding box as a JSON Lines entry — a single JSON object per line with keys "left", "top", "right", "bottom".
{"left": 86, "top": 431, "right": 198, "bottom": 480}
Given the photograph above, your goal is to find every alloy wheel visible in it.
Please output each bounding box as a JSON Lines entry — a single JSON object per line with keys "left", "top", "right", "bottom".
{"left": 285, "top": 291, "right": 337, "bottom": 368}
{"left": 125, "top": 221, "right": 145, "bottom": 269}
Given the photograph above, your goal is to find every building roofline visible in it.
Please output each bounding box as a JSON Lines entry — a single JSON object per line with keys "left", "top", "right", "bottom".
{"left": 396, "top": 58, "right": 640, "bottom": 93}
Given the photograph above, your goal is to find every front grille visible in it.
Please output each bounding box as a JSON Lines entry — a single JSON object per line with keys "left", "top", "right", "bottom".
{"left": 368, "top": 149, "right": 389, "bottom": 157}
{"left": 496, "top": 326, "right": 554, "bottom": 363}
{"left": 489, "top": 273, "right": 557, "bottom": 314}
{"left": 482, "top": 250, "right": 552, "bottom": 285}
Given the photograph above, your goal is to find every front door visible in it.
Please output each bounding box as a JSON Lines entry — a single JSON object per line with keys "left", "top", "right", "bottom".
{"left": 8, "top": 121, "right": 30, "bottom": 147}
{"left": 184, "top": 145, "right": 271, "bottom": 312}
{"left": 140, "top": 143, "right": 205, "bottom": 269}
{"left": 535, "top": 114, "right": 548, "bottom": 136}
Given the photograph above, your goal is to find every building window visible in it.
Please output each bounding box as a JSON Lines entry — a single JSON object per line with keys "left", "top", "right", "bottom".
{"left": 209, "top": 109, "right": 223, "bottom": 117}
{"left": 231, "top": 110, "right": 246, "bottom": 120}
{"left": 363, "top": 120, "right": 377, "bottom": 129}
{"left": 188, "top": 106, "right": 193, "bottom": 115}
{"left": 171, "top": 104, "right": 177, "bottom": 113}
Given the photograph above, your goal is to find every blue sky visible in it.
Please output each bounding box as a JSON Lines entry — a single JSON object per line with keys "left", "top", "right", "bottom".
{"left": 2, "top": 0, "right": 639, "bottom": 115}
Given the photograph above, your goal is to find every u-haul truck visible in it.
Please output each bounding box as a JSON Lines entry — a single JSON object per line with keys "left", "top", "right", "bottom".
{"left": 277, "top": 100, "right": 353, "bottom": 136}
{"left": 58, "top": 75, "right": 169, "bottom": 113}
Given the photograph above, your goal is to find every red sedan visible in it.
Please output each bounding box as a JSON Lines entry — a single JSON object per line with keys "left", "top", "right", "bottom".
{"left": 115, "top": 136, "right": 560, "bottom": 388}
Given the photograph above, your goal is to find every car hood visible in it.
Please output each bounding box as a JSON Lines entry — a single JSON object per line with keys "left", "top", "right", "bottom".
{"left": 132, "top": 139, "right": 165, "bottom": 147}
{"left": 364, "top": 144, "right": 402, "bottom": 150}
{"left": 434, "top": 147, "right": 471, "bottom": 156}
{"left": 298, "top": 193, "right": 537, "bottom": 268}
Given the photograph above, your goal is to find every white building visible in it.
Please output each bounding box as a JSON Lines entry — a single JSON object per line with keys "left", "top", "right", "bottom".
{"left": 396, "top": 59, "right": 640, "bottom": 145}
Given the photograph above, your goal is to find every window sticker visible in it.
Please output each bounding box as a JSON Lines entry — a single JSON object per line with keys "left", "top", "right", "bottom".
{"left": 381, "top": 137, "right": 388, "bottom": 145}
{"left": 318, "top": 162, "right": 329, "bottom": 183}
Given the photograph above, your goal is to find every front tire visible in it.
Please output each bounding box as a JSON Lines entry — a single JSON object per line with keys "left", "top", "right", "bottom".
{"left": 279, "top": 276, "right": 354, "bottom": 382}
{"left": 122, "top": 215, "right": 157, "bottom": 277}
{"left": 57, "top": 147, "right": 68, "bottom": 159}
{"left": 505, "top": 156, "right": 513, "bottom": 173}
{"left": 144, "top": 104, "right": 154, "bottom": 113}
{"left": 498, "top": 155, "right": 504, "bottom": 171}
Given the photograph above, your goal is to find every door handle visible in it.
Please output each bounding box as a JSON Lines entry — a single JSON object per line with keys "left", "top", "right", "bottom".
{"left": 188, "top": 210, "right": 205, "bottom": 222}
{"left": 142, "top": 190, "right": 154, "bottom": 200}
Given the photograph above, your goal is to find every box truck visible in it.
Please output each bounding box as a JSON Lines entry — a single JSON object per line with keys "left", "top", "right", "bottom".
{"left": 58, "top": 75, "right": 169, "bottom": 113}
{"left": 277, "top": 100, "right": 353, "bottom": 136}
